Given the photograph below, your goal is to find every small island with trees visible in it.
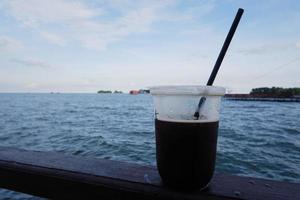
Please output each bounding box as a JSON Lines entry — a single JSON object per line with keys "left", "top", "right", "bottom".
{"left": 97, "top": 90, "right": 123, "bottom": 94}
{"left": 225, "top": 87, "right": 300, "bottom": 102}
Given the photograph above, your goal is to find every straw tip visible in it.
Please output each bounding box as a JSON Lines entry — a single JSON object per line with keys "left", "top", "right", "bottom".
{"left": 194, "top": 111, "right": 200, "bottom": 120}
{"left": 238, "top": 8, "right": 244, "bottom": 12}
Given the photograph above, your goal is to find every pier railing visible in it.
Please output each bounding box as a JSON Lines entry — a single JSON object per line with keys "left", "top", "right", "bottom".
{"left": 0, "top": 147, "right": 299, "bottom": 200}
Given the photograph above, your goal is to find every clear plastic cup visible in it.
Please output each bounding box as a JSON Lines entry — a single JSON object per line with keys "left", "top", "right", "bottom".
{"left": 150, "top": 85, "right": 225, "bottom": 190}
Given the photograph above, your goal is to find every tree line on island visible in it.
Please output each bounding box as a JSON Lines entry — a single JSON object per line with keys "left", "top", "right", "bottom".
{"left": 226, "top": 87, "right": 300, "bottom": 98}
{"left": 97, "top": 90, "right": 123, "bottom": 94}
{"left": 250, "top": 87, "right": 300, "bottom": 98}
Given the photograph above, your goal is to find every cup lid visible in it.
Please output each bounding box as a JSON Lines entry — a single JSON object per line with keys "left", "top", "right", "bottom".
{"left": 149, "top": 85, "right": 225, "bottom": 96}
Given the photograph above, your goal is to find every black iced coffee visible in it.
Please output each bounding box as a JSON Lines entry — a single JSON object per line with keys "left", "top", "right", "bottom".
{"left": 150, "top": 85, "right": 225, "bottom": 191}
{"left": 155, "top": 119, "right": 218, "bottom": 190}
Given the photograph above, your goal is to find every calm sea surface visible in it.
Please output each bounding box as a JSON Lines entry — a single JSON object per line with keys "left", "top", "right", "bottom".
{"left": 0, "top": 93, "right": 299, "bottom": 199}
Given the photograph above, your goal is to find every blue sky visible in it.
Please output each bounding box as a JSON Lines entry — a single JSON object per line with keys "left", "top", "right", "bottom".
{"left": 0, "top": 0, "right": 299, "bottom": 93}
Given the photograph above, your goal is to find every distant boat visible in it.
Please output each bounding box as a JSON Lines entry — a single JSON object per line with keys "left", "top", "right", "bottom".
{"left": 129, "top": 90, "right": 139, "bottom": 95}
{"left": 129, "top": 89, "right": 150, "bottom": 95}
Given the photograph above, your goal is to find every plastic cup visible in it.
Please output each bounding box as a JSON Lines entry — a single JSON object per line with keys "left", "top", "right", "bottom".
{"left": 150, "top": 85, "right": 225, "bottom": 190}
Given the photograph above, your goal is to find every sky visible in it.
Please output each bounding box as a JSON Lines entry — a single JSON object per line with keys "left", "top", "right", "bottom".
{"left": 0, "top": 0, "right": 299, "bottom": 93}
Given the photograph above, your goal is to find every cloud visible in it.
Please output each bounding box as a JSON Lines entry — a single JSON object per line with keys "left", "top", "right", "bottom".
{"left": 237, "top": 42, "right": 298, "bottom": 55}
{"left": 2, "top": 0, "right": 217, "bottom": 50}
{"left": 296, "top": 42, "right": 300, "bottom": 48}
{"left": 0, "top": 35, "right": 23, "bottom": 51}
{"left": 174, "top": 2, "right": 215, "bottom": 20}
{"left": 11, "top": 58, "right": 51, "bottom": 68}
{"left": 1, "top": 0, "right": 192, "bottom": 50}
{"left": 40, "top": 31, "right": 66, "bottom": 46}
{"left": 3, "top": 0, "right": 100, "bottom": 27}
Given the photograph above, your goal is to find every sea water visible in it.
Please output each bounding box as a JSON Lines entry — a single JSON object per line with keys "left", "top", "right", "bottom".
{"left": 0, "top": 93, "right": 299, "bottom": 199}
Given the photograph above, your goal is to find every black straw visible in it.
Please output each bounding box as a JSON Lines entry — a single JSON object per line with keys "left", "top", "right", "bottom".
{"left": 194, "top": 8, "right": 244, "bottom": 119}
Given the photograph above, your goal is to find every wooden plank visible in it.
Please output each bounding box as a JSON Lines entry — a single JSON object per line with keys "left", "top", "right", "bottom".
{"left": 0, "top": 147, "right": 299, "bottom": 200}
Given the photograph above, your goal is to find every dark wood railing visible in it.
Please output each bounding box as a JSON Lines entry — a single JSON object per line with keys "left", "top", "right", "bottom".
{"left": 0, "top": 147, "right": 299, "bottom": 199}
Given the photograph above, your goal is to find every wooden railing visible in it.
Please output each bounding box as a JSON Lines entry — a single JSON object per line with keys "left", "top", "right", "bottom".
{"left": 0, "top": 147, "right": 299, "bottom": 199}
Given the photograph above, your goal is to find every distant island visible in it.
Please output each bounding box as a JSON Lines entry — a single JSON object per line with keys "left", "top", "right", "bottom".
{"left": 97, "top": 89, "right": 150, "bottom": 94}
{"left": 97, "top": 90, "right": 123, "bottom": 94}
{"left": 225, "top": 87, "right": 300, "bottom": 102}
{"left": 250, "top": 87, "right": 300, "bottom": 98}
{"left": 113, "top": 90, "right": 123, "bottom": 94}
{"left": 97, "top": 90, "right": 112, "bottom": 94}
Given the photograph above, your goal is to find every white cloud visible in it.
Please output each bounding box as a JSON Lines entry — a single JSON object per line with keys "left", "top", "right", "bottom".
{"left": 4, "top": 0, "right": 100, "bottom": 27}
{"left": 173, "top": 2, "right": 215, "bottom": 21}
{"left": 296, "top": 42, "right": 300, "bottom": 48}
{"left": 2, "top": 0, "right": 217, "bottom": 50}
{"left": 1, "top": 0, "right": 185, "bottom": 50}
{"left": 237, "top": 42, "right": 297, "bottom": 55}
{"left": 0, "top": 35, "right": 23, "bottom": 51}
{"left": 40, "top": 31, "right": 66, "bottom": 46}
{"left": 11, "top": 58, "right": 51, "bottom": 68}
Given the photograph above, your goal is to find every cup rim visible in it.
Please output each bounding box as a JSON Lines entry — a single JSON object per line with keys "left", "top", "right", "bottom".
{"left": 149, "top": 85, "right": 225, "bottom": 96}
